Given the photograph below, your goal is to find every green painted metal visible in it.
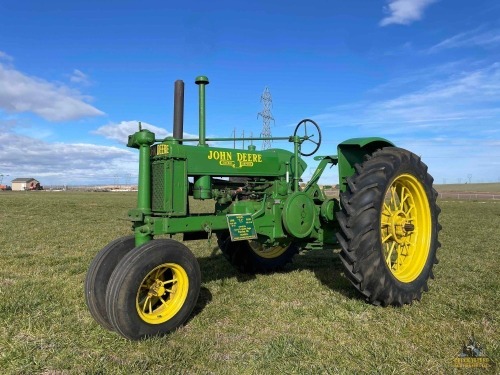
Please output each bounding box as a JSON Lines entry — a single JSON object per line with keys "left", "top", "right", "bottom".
{"left": 152, "top": 141, "right": 306, "bottom": 178}
{"left": 304, "top": 155, "right": 338, "bottom": 194}
{"left": 195, "top": 76, "right": 209, "bottom": 146}
{"left": 152, "top": 158, "right": 188, "bottom": 214}
{"left": 282, "top": 192, "right": 316, "bottom": 238}
{"left": 127, "top": 126, "right": 156, "bottom": 246}
{"left": 125, "top": 76, "right": 397, "bottom": 251}
{"left": 337, "top": 137, "right": 394, "bottom": 192}
{"left": 193, "top": 176, "right": 212, "bottom": 200}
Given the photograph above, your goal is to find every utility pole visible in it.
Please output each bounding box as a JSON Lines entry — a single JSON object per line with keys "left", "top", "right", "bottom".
{"left": 258, "top": 87, "right": 274, "bottom": 150}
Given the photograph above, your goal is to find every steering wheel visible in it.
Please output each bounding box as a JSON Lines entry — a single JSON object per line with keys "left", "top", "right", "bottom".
{"left": 293, "top": 119, "right": 322, "bottom": 156}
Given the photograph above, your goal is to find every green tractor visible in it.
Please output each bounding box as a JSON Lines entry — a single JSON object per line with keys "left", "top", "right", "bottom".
{"left": 85, "top": 77, "right": 441, "bottom": 340}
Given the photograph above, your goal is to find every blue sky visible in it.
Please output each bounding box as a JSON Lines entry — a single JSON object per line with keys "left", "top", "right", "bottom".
{"left": 0, "top": 0, "right": 499, "bottom": 186}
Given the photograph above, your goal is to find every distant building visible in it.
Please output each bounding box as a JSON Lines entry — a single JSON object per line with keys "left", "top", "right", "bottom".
{"left": 11, "top": 178, "right": 41, "bottom": 191}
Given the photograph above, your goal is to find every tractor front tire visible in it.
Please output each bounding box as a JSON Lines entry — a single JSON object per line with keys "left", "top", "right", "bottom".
{"left": 105, "top": 239, "right": 201, "bottom": 340}
{"left": 336, "top": 147, "right": 441, "bottom": 306}
{"left": 217, "top": 233, "right": 299, "bottom": 273}
{"left": 85, "top": 235, "right": 136, "bottom": 331}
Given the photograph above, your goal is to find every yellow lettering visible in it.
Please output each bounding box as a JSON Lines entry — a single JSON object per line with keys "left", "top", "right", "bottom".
{"left": 220, "top": 151, "right": 231, "bottom": 161}
{"left": 157, "top": 144, "right": 169, "bottom": 155}
{"left": 211, "top": 152, "right": 264, "bottom": 167}
{"left": 209, "top": 150, "right": 234, "bottom": 161}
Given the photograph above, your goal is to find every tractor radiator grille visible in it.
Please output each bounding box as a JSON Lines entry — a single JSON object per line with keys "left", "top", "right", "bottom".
{"left": 151, "top": 158, "right": 187, "bottom": 215}
{"left": 152, "top": 161, "right": 165, "bottom": 212}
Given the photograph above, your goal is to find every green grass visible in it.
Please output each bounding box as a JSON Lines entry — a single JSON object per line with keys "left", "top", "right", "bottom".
{"left": 0, "top": 192, "right": 498, "bottom": 374}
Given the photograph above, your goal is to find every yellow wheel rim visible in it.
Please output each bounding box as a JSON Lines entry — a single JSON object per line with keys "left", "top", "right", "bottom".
{"left": 136, "top": 263, "right": 189, "bottom": 324}
{"left": 380, "top": 174, "right": 431, "bottom": 283}
{"left": 248, "top": 241, "right": 289, "bottom": 259}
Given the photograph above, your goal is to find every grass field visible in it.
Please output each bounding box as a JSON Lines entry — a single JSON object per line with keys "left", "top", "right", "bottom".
{"left": 0, "top": 191, "right": 498, "bottom": 374}
{"left": 434, "top": 182, "right": 500, "bottom": 193}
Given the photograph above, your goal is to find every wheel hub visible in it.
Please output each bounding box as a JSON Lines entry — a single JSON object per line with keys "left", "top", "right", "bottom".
{"left": 148, "top": 279, "right": 166, "bottom": 297}
{"left": 380, "top": 173, "right": 432, "bottom": 283}
{"left": 136, "top": 263, "right": 189, "bottom": 325}
{"left": 387, "top": 210, "right": 414, "bottom": 244}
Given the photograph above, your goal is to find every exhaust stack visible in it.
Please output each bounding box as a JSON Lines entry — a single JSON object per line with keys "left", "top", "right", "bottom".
{"left": 173, "top": 80, "right": 184, "bottom": 143}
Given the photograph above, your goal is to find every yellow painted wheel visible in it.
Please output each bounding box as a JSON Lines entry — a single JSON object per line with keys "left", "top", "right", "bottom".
{"left": 337, "top": 147, "right": 441, "bottom": 306}
{"left": 105, "top": 239, "right": 201, "bottom": 340}
{"left": 217, "top": 233, "right": 299, "bottom": 273}
{"left": 248, "top": 241, "right": 289, "bottom": 259}
{"left": 381, "top": 174, "right": 431, "bottom": 283}
{"left": 136, "top": 263, "right": 189, "bottom": 324}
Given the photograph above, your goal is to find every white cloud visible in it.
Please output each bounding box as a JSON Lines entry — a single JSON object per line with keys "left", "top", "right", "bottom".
{"left": 0, "top": 62, "right": 104, "bottom": 121}
{"left": 428, "top": 28, "right": 500, "bottom": 52}
{"left": 0, "top": 51, "right": 13, "bottom": 62}
{"left": 381, "top": 65, "right": 500, "bottom": 109}
{"left": 311, "top": 62, "right": 500, "bottom": 182}
{"left": 94, "top": 120, "right": 200, "bottom": 144}
{"left": 319, "top": 63, "right": 500, "bottom": 129}
{"left": 94, "top": 121, "right": 169, "bottom": 144}
{"left": 0, "top": 117, "right": 213, "bottom": 185}
{"left": 380, "top": 0, "right": 437, "bottom": 26}
{"left": 0, "top": 131, "right": 137, "bottom": 185}
{"left": 395, "top": 137, "right": 500, "bottom": 182}
{"left": 70, "top": 69, "right": 91, "bottom": 86}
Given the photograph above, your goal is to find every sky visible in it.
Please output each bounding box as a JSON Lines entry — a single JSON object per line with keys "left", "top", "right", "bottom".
{"left": 0, "top": 0, "right": 499, "bottom": 186}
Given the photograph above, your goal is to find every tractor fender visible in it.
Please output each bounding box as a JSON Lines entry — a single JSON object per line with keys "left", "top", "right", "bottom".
{"left": 337, "top": 137, "right": 394, "bottom": 192}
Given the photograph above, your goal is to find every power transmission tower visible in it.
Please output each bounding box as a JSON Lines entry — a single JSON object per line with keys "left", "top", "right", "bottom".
{"left": 257, "top": 87, "right": 275, "bottom": 150}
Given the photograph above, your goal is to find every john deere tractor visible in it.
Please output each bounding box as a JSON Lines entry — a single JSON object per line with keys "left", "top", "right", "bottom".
{"left": 85, "top": 77, "right": 441, "bottom": 340}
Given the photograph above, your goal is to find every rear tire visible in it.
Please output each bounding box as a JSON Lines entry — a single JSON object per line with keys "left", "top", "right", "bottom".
{"left": 85, "top": 235, "right": 136, "bottom": 330}
{"left": 336, "top": 147, "right": 441, "bottom": 306}
{"left": 217, "top": 233, "right": 299, "bottom": 273}
{"left": 105, "top": 239, "right": 201, "bottom": 340}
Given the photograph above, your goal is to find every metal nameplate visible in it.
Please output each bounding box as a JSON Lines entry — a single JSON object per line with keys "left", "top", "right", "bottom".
{"left": 226, "top": 214, "right": 258, "bottom": 241}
